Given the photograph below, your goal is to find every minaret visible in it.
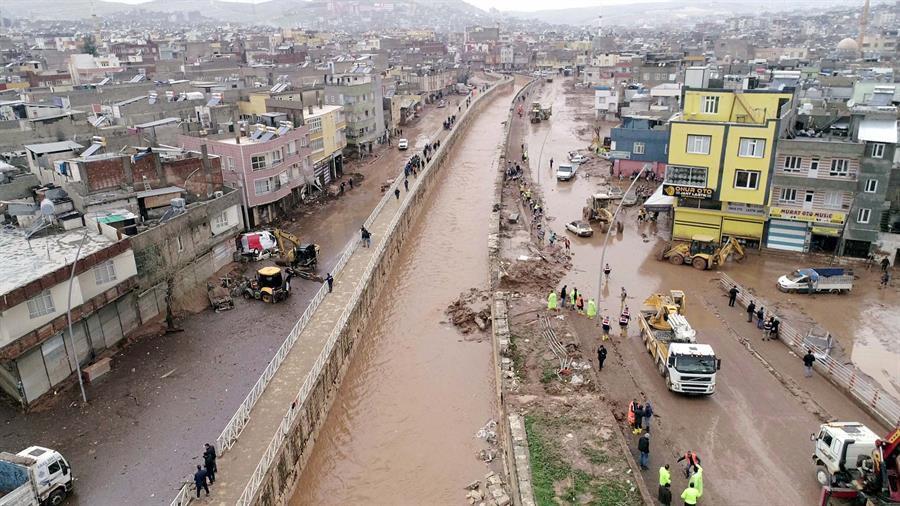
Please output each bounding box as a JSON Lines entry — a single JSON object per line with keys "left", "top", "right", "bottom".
{"left": 858, "top": 0, "right": 870, "bottom": 52}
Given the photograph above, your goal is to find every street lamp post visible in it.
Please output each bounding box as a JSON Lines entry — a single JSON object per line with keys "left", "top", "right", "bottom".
{"left": 597, "top": 163, "right": 651, "bottom": 303}
{"left": 66, "top": 228, "right": 90, "bottom": 405}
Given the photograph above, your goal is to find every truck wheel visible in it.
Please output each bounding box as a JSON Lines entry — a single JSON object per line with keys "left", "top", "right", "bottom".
{"left": 669, "top": 254, "right": 684, "bottom": 265}
{"left": 46, "top": 489, "right": 67, "bottom": 506}
{"left": 692, "top": 257, "right": 707, "bottom": 270}
{"left": 815, "top": 466, "right": 832, "bottom": 486}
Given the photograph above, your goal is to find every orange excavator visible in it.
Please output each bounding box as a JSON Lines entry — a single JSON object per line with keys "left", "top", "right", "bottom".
{"left": 820, "top": 427, "right": 900, "bottom": 506}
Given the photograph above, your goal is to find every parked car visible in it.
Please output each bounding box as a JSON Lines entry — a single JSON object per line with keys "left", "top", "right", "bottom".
{"left": 437, "top": 100, "right": 447, "bottom": 108}
{"left": 398, "top": 138, "right": 408, "bottom": 150}
{"left": 556, "top": 163, "right": 577, "bottom": 181}
{"left": 568, "top": 151, "right": 588, "bottom": 164}
{"left": 565, "top": 220, "right": 594, "bottom": 237}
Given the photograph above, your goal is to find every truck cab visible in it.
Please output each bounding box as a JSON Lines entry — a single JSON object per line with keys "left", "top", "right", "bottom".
{"left": 665, "top": 343, "right": 720, "bottom": 394}
{"left": 812, "top": 422, "right": 880, "bottom": 487}
{"left": 0, "top": 446, "right": 73, "bottom": 506}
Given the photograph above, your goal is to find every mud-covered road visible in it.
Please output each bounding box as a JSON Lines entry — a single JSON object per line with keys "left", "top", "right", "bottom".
{"left": 520, "top": 76, "right": 895, "bottom": 505}
{"left": 290, "top": 81, "right": 517, "bottom": 505}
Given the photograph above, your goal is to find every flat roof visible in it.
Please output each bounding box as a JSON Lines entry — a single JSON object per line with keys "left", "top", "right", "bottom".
{"left": 135, "top": 117, "right": 180, "bottom": 129}
{"left": 857, "top": 119, "right": 898, "bottom": 144}
{"left": 136, "top": 186, "right": 184, "bottom": 198}
{"left": 0, "top": 227, "right": 117, "bottom": 297}
{"left": 23, "top": 140, "right": 83, "bottom": 154}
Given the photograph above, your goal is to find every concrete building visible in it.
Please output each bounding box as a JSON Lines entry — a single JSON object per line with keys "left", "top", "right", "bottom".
{"left": 594, "top": 86, "right": 619, "bottom": 120}
{"left": 179, "top": 124, "right": 311, "bottom": 227}
{"left": 304, "top": 105, "right": 347, "bottom": 187}
{"left": 0, "top": 220, "right": 138, "bottom": 406}
{"left": 24, "top": 141, "right": 85, "bottom": 184}
{"left": 666, "top": 88, "right": 794, "bottom": 248}
{"left": 67, "top": 54, "right": 124, "bottom": 85}
{"left": 609, "top": 114, "right": 671, "bottom": 179}
{"left": 324, "top": 71, "right": 385, "bottom": 157}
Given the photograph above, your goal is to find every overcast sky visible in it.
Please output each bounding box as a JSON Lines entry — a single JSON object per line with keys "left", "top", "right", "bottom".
{"left": 462, "top": 0, "right": 627, "bottom": 11}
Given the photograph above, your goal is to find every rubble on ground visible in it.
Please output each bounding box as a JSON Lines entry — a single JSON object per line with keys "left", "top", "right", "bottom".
{"left": 447, "top": 288, "right": 492, "bottom": 334}
{"left": 463, "top": 471, "right": 511, "bottom": 506}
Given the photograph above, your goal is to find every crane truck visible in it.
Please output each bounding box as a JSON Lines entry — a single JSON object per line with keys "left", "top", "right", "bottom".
{"left": 637, "top": 291, "right": 721, "bottom": 395}
{"left": 814, "top": 423, "right": 900, "bottom": 506}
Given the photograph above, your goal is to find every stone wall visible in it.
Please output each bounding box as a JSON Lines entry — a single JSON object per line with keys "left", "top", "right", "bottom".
{"left": 250, "top": 77, "right": 515, "bottom": 506}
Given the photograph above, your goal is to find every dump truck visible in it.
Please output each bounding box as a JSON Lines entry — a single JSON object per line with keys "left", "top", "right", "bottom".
{"left": 657, "top": 234, "right": 745, "bottom": 270}
{"left": 0, "top": 447, "right": 73, "bottom": 506}
{"left": 778, "top": 268, "right": 854, "bottom": 294}
{"left": 637, "top": 291, "right": 720, "bottom": 395}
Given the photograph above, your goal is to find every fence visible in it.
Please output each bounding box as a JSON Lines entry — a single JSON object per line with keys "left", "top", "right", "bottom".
{"left": 169, "top": 77, "right": 510, "bottom": 506}
{"left": 718, "top": 273, "right": 900, "bottom": 428}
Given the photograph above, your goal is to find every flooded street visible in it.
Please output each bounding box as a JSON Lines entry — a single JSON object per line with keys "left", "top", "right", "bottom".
{"left": 292, "top": 85, "right": 514, "bottom": 504}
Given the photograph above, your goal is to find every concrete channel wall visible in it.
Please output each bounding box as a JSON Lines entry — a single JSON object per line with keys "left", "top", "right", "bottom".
{"left": 249, "top": 77, "right": 515, "bottom": 506}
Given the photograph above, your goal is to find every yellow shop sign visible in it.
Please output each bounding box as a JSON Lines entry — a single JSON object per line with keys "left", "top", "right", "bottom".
{"left": 769, "top": 207, "right": 845, "bottom": 224}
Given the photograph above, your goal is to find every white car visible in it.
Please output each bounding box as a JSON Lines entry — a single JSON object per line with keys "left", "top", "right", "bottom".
{"left": 568, "top": 152, "right": 588, "bottom": 164}
{"left": 437, "top": 100, "right": 447, "bottom": 108}
{"left": 566, "top": 220, "right": 594, "bottom": 237}
{"left": 398, "top": 138, "right": 408, "bottom": 150}
{"left": 556, "top": 164, "right": 577, "bottom": 181}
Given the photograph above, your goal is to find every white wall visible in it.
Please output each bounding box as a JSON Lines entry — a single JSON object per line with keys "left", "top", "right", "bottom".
{"left": 211, "top": 205, "right": 241, "bottom": 236}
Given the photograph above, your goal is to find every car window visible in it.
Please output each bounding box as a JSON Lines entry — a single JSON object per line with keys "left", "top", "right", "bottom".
{"left": 48, "top": 460, "right": 61, "bottom": 474}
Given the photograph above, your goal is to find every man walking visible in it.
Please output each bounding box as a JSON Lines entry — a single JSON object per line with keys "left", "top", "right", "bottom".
{"left": 681, "top": 483, "right": 700, "bottom": 506}
{"left": 194, "top": 465, "right": 210, "bottom": 498}
{"left": 601, "top": 315, "right": 611, "bottom": 339}
{"left": 360, "top": 226, "right": 371, "bottom": 248}
{"left": 746, "top": 300, "right": 756, "bottom": 323}
{"left": 325, "top": 273, "right": 334, "bottom": 293}
{"left": 881, "top": 271, "right": 891, "bottom": 288}
{"left": 404, "top": 178, "right": 409, "bottom": 191}
{"left": 727, "top": 285, "right": 739, "bottom": 307}
{"left": 597, "top": 344, "right": 607, "bottom": 371}
{"left": 643, "top": 400, "right": 654, "bottom": 433}
{"left": 803, "top": 349, "right": 816, "bottom": 377}
{"left": 638, "top": 432, "right": 650, "bottom": 470}
{"left": 620, "top": 286, "right": 627, "bottom": 304}
{"left": 882, "top": 257, "right": 890, "bottom": 272}
{"left": 690, "top": 465, "right": 704, "bottom": 498}
{"left": 677, "top": 451, "right": 700, "bottom": 479}
{"left": 203, "top": 443, "right": 217, "bottom": 484}
{"left": 394, "top": 187, "right": 400, "bottom": 200}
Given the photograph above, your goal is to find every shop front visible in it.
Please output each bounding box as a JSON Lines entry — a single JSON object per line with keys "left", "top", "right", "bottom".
{"left": 765, "top": 207, "right": 846, "bottom": 254}
{"left": 672, "top": 204, "right": 767, "bottom": 248}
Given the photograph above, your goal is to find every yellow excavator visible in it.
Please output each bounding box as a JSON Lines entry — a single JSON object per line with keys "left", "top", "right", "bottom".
{"left": 582, "top": 193, "right": 615, "bottom": 232}
{"left": 273, "top": 229, "right": 322, "bottom": 281}
{"left": 657, "top": 234, "right": 745, "bottom": 270}
{"left": 642, "top": 291, "right": 695, "bottom": 339}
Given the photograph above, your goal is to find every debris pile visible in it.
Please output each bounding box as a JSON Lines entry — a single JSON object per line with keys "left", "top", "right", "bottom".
{"left": 447, "top": 289, "right": 491, "bottom": 334}
{"left": 464, "top": 471, "right": 511, "bottom": 506}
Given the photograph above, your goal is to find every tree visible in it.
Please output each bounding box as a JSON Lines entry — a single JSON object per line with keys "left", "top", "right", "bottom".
{"left": 82, "top": 35, "right": 98, "bottom": 56}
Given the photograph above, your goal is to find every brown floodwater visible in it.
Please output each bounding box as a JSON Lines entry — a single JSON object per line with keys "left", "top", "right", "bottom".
{"left": 291, "top": 85, "right": 514, "bottom": 504}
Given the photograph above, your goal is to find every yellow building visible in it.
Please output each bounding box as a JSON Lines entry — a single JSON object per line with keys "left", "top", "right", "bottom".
{"left": 665, "top": 89, "right": 794, "bottom": 247}
{"left": 304, "top": 104, "right": 347, "bottom": 183}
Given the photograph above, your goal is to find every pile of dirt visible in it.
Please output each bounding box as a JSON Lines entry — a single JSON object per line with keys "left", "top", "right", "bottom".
{"left": 446, "top": 288, "right": 491, "bottom": 334}
{"left": 500, "top": 246, "right": 570, "bottom": 292}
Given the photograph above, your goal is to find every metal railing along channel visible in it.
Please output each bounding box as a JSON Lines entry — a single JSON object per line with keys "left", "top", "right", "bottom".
{"left": 718, "top": 273, "right": 900, "bottom": 428}
{"left": 233, "top": 78, "right": 508, "bottom": 506}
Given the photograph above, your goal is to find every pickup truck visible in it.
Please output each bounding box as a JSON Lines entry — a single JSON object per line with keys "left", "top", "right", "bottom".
{"left": 777, "top": 268, "right": 854, "bottom": 294}
{"left": 0, "top": 447, "right": 73, "bottom": 506}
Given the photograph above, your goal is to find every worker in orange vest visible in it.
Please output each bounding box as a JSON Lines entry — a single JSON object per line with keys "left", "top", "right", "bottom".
{"left": 627, "top": 399, "right": 638, "bottom": 427}
{"left": 677, "top": 450, "right": 701, "bottom": 478}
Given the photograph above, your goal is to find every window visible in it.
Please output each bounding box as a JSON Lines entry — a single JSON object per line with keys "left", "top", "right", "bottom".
{"left": 93, "top": 260, "right": 117, "bottom": 285}
{"left": 686, "top": 135, "right": 711, "bottom": 155}
{"left": 310, "top": 138, "right": 324, "bottom": 152}
{"left": 633, "top": 142, "right": 645, "bottom": 155}
{"left": 286, "top": 141, "right": 297, "bottom": 155}
{"left": 47, "top": 460, "right": 61, "bottom": 474}
{"left": 665, "top": 165, "right": 708, "bottom": 187}
{"left": 779, "top": 188, "right": 796, "bottom": 202}
{"left": 871, "top": 143, "right": 885, "bottom": 159}
{"left": 857, "top": 208, "right": 871, "bottom": 224}
{"left": 733, "top": 170, "right": 760, "bottom": 190}
{"left": 251, "top": 155, "right": 267, "bottom": 171}
{"left": 829, "top": 159, "right": 849, "bottom": 176}
{"left": 308, "top": 117, "right": 322, "bottom": 134}
{"left": 810, "top": 158, "right": 820, "bottom": 172}
{"left": 271, "top": 148, "right": 283, "bottom": 166}
{"left": 27, "top": 290, "right": 55, "bottom": 319}
{"left": 783, "top": 156, "right": 802, "bottom": 172}
{"left": 805, "top": 190, "right": 815, "bottom": 203}
{"left": 226, "top": 156, "right": 235, "bottom": 171}
{"left": 824, "top": 191, "right": 842, "bottom": 209}
{"left": 702, "top": 95, "right": 719, "bottom": 114}
{"left": 213, "top": 211, "right": 228, "bottom": 228}
{"left": 738, "top": 138, "right": 766, "bottom": 158}
{"left": 254, "top": 177, "right": 273, "bottom": 195}
{"left": 864, "top": 179, "right": 878, "bottom": 193}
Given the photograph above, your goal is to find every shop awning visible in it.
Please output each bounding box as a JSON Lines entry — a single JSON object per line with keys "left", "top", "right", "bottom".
{"left": 642, "top": 185, "right": 675, "bottom": 212}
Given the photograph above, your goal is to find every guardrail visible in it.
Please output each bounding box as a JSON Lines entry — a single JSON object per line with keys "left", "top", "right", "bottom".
{"left": 718, "top": 273, "right": 900, "bottom": 428}
{"left": 228, "top": 77, "right": 510, "bottom": 506}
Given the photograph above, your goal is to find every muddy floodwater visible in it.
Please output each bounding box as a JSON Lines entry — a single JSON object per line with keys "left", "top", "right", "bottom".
{"left": 291, "top": 86, "right": 513, "bottom": 504}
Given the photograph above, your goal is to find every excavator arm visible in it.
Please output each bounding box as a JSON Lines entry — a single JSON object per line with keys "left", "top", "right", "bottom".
{"left": 274, "top": 229, "right": 303, "bottom": 264}
{"left": 715, "top": 237, "right": 745, "bottom": 266}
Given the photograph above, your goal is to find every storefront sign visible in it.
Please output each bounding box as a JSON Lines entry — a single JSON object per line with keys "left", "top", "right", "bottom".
{"left": 726, "top": 202, "right": 766, "bottom": 217}
{"left": 769, "top": 207, "right": 845, "bottom": 224}
{"left": 810, "top": 226, "right": 841, "bottom": 237}
{"left": 606, "top": 150, "right": 631, "bottom": 160}
{"left": 663, "top": 184, "right": 713, "bottom": 199}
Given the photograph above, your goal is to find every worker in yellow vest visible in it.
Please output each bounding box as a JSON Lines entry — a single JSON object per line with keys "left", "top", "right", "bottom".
{"left": 690, "top": 465, "right": 703, "bottom": 497}
{"left": 659, "top": 464, "right": 671, "bottom": 486}
{"left": 681, "top": 482, "right": 700, "bottom": 505}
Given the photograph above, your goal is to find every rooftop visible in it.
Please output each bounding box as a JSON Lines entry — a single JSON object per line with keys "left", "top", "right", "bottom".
{"left": 0, "top": 226, "right": 117, "bottom": 297}
{"left": 23, "top": 140, "right": 84, "bottom": 155}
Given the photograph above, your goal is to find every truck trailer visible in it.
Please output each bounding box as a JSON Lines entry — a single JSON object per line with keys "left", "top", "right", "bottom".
{"left": 778, "top": 268, "right": 854, "bottom": 294}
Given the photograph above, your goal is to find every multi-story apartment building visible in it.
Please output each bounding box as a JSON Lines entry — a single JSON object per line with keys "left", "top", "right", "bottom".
{"left": 305, "top": 104, "right": 347, "bottom": 187}
{"left": 324, "top": 70, "right": 385, "bottom": 157}
{"left": 179, "top": 124, "right": 311, "bottom": 227}
{"left": 609, "top": 114, "right": 670, "bottom": 179}
{"left": 665, "top": 88, "right": 794, "bottom": 248}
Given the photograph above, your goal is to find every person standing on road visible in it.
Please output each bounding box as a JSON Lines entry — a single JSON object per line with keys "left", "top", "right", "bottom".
{"left": 361, "top": 226, "right": 371, "bottom": 248}
{"left": 677, "top": 451, "right": 700, "bottom": 478}
{"left": 770, "top": 316, "right": 780, "bottom": 340}
{"left": 880, "top": 271, "right": 891, "bottom": 288}
{"left": 560, "top": 285, "right": 568, "bottom": 309}
{"left": 619, "top": 311, "right": 629, "bottom": 337}
{"left": 576, "top": 294, "right": 585, "bottom": 313}
{"left": 681, "top": 483, "right": 700, "bottom": 506}
{"left": 632, "top": 402, "right": 644, "bottom": 435}
{"left": 690, "top": 465, "right": 704, "bottom": 498}
{"left": 638, "top": 432, "right": 651, "bottom": 470}
{"left": 325, "top": 273, "right": 334, "bottom": 293}
{"left": 570, "top": 288, "right": 577, "bottom": 310}
{"left": 659, "top": 464, "right": 671, "bottom": 487}
{"left": 597, "top": 344, "right": 607, "bottom": 370}
{"left": 727, "top": 285, "right": 739, "bottom": 307}
{"left": 602, "top": 315, "right": 611, "bottom": 339}
{"left": 194, "top": 465, "right": 210, "bottom": 498}
{"left": 746, "top": 301, "right": 756, "bottom": 323}
{"left": 586, "top": 298, "right": 597, "bottom": 319}
{"left": 547, "top": 291, "right": 558, "bottom": 311}
{"left": 564, "top": 236, "right": 571, "bottom": 253}
{"left": 803, "top": 349, "right": 816, "bottom": 377}
{"left": 394, "top": 187, "right": 400, "bottom": 200}
{"left": 549, "top": 157, "right": 554, "bottom": 169}
{"left": 643, "top": 400, "right": 654, "bottom": 432}
{"left": 658, "top": 483, "right": 672, "bottom": 506}
{"left": 404, "top": 178, "right": 409, "bottom": 191}
{"left": 756, "top": 306, "right": 765, "bottom": 329}
{"left": 627, "top": 399, "right": 638, "bottom": 429}
{"left": 882, "top": 257, "right": 891, "bottom": 272}
{"left": 604, "top": 263, "right": 612, "bottom": 279}
{"left": 203, "top": 443, "right": 217, "bottom": 484}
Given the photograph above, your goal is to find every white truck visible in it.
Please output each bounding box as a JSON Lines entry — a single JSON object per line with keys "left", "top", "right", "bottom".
{"left": 637, "top": 292, "right": 721, "bottom": 395}
{"left": 0, "top": 447, "right": 73, "bottom": 506}
{"left": 778, "top": 268, "right": 854, "bottom": 294}
{"left": 811, "top": 422, "right": 881, "bottom": 487}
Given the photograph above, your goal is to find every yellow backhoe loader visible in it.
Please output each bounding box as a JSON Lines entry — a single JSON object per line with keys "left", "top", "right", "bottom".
{"left": 273, "top": 229, "right": 322, "bottom": 281}
{"left": 582, "top": 193, "right": 614, "bottom": 233}
{"left": 657, "top": 234, "right": 745, "bottom": 270}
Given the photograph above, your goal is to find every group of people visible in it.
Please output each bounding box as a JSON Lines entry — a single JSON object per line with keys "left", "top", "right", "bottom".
{"left": 505, "top": 162, "right": 524, "bottom": 180}
{"left": 443, "top": 114, "right": 457, "bottom": 130}
{"left": 192, "top": 443, "right": 218, "bottom": 498}
{"left": 728, "top": 286, "right": 781, "bottom": 341}
{"left": 657, "top": 452, "right": 705, "bottom": 505}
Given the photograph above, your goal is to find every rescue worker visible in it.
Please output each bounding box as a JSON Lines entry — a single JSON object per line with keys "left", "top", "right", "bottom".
{"left": 619, "top": 311, "right": 629, "bottom": 336}
{"left": 547, "top": 291, "right": 558, "bottom": 311}
{"left": 586, "top": 298, "right": 597, "bottom": 319}
{"left": 659, "top": 464, "right": 671, "bottom": 487}
{"left": 601, "top": 315, "right": 611, "bottom": 339}
{"left": 569, "top": 288, "right": 577, "bottom": 310}
{"left": 627, "top": 399, "right": 637, "bottom": 429}
{"left": 603, "top": 263, "right": 612, "bottom": 279}
{"left": 690, "top": 465, "right": 704, "bottom": 498}
{"left": 681, "top": 483, "right": 700, "bottom": 506}
{"left": 632, "top": 402, "right": 643, "bottom": 434}
{"left": 677, "top": 451, "right": 700, "bottom": 478}
{"left": 576, "top": 294, "right": 585, "bottom": 313}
